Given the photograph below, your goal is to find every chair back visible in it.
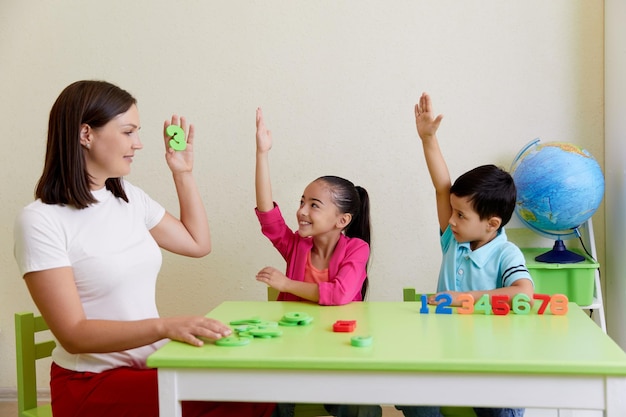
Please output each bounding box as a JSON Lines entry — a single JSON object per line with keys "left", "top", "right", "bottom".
{"left": 267, "top": 286, "right": 280, "bottom": 301}
{"left": 15, "top": 312, "right": 55, "bottom": 417}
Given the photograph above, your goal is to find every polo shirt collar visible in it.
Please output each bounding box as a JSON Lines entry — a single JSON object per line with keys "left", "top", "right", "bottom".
{"left": 460, "top": 229, "right": 507, "bottom": 268}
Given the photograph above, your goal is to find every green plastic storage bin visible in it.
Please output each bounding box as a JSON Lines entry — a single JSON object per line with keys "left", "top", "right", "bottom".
{"left": 521, "top": 247, "right": 598, "bottom": 306}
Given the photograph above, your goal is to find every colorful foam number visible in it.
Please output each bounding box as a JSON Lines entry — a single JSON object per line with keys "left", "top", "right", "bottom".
{"left": 549, "top": 294, "right": 569, "bottom": 315}
{"left": 533, "top": 293, "right": 551, "bottom": 315}
{"left": 434, "top": 293, "right": 453, "bottom": 314}
{"left": 350, "top": 335, "right": 373, "bottom": 347}
{"left": 166, "top": 124, "right": 187, "bottom": 151}
{"left": 491, "top": 295, "right": 511, "bottom": 316}
{"left": 279, "top": 311, "right": 314, "bottom": 326}
{"left": 230, "top": 317, "right": 262, "bottom": 325}
{"left": 512, "top": 293, "right": 532, "bottom": 315}
{"left": 419, "top": 293, "right": 453, "bottom": 314}
{"left": 248, "top": 328, "right": 283, "bottom": 338}
{"left": 457, "top": 294, "right": 475, "bottom": 314}
{"left": 474, "top": 294, "right": 492, "bottom": 315}
{"left": 419, "top": 294, "right": 430, "bottom": 314}
{"left": 215, "top": 336, "right": 251, "bottom": 347}
{"left": 333, "top": 320, "right": 357, "bottom": 332}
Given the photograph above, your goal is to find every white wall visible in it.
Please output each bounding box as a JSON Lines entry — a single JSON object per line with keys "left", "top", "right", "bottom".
{"left": 605, "top": 0, "right": 626, "bottom": 349}
{"left": 0, "top": 1, "right": 605, "bottom": 391}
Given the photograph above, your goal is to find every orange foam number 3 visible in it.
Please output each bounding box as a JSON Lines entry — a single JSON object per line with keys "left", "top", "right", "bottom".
{"left": 457, "top": 294, "right": 475, "bottom": 314}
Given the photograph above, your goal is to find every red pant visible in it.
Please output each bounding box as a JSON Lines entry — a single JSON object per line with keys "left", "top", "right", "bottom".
{"left": 51, "top": 362, "right": 275, "bottom": 417}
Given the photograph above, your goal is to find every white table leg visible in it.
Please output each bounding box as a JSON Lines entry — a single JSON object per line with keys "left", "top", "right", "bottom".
{"left": 158, "top": 370, "right": 182, "bottom": 417}
{"left": 604, "top": 377, "right": 626, "bottom": 417}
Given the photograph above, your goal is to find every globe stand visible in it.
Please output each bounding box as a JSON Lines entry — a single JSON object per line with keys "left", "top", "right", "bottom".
{"left": 535, "top": 238, "right": 585, "bottom": 264}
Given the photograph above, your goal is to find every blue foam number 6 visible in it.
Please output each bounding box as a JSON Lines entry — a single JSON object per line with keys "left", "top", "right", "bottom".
{"left": 166, "top": 125, "right": 187, "bottom": 151}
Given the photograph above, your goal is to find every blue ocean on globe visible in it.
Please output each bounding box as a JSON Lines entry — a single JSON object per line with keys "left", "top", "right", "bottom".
{"left": 510, "top": 139, "right": 605, "bottom": 236}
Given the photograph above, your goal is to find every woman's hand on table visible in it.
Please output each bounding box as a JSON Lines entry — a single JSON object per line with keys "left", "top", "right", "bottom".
{"left": 160, "top": 316, "right": 232, "bottom": 347}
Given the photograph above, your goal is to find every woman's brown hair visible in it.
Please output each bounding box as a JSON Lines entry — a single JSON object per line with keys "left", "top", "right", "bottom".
{"left": 35, "top": 80, "right": 137, "bottom": 209}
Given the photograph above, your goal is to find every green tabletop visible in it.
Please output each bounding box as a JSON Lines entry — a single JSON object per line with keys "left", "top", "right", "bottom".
{"left": 147, "top": 301, "right": 626, "bottom": 376}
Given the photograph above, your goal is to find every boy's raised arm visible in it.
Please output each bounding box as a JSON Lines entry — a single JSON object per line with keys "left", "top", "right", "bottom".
{"left": 415, "top": 93, "right": 451, "bottom": 233}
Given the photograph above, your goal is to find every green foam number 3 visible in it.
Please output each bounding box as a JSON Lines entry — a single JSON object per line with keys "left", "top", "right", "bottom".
{"left": 166, "top": 124, "right": 186, "bottom": 151}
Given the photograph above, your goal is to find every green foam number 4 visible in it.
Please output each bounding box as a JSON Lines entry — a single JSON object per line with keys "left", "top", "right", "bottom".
{"left": 474, "top": 294, "right": 492, "bottom": 315}
{"left": 166, "top": 125, "right": 186, "bottom": 151}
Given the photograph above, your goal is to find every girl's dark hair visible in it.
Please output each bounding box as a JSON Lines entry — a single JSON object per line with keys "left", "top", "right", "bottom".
{"left": 316, "top": 175, "right": 372, "bottom": 299}
{"left": 35, "top": 80, "right": 137, "bottom": 209}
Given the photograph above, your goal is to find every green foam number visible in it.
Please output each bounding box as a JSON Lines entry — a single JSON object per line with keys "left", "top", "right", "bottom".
{"left": 215, "top": 336, "right": 251, "bottom": 347}
{"left": 166, "top": 124, "right": 186, "bottom": 151}
{"left": 351, "top": 335, "right": 373, "bottom": 347}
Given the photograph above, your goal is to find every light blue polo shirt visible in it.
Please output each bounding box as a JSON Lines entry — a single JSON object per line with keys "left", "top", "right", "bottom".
{"left": 437, "top": 225, "right": 532, "bottom": 293}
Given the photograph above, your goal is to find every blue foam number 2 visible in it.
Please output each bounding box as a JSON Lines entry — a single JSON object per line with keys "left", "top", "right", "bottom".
{"left": 419, "top": 293, "right": 453, "bottom": 314}
{"left": 166, "top": 125, "right": 187, "bottom": 151}
{"left": 434, "top": 294, "right": 453, "bottom": 314}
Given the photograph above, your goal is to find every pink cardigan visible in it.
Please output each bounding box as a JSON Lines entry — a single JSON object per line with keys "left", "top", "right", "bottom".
{"left": 255, "top": 204, "right": 369, "bottom": 305}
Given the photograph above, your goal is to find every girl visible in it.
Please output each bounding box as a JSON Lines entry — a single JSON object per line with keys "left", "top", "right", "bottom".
{"left": 14, "top": 80, "right": 275, "bottom": 417}
{"left": 254, "top": 108, "right": 380, "bottom": 417}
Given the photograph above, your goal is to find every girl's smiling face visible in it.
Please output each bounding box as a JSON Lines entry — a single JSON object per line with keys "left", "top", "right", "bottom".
{"left": 296, "top": 180, "right": 348, "bottom": 238}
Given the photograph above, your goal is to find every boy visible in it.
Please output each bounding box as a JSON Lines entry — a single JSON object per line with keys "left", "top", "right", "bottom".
{"left": 396, "top": 93, "right": 533, "bottom": 417}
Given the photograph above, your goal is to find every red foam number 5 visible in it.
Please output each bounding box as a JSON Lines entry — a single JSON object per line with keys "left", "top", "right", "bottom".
{"left": 491, "top": 295, "right": 510, "bottom": 315}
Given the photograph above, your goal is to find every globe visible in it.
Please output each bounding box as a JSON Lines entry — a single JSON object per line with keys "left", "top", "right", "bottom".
{"left": 510, "top": 139, "right": 605, "bottom": 263}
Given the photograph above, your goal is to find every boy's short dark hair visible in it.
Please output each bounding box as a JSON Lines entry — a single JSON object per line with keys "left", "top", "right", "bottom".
{"left": 450, "top": 164, "right": 516, "bottom": 227}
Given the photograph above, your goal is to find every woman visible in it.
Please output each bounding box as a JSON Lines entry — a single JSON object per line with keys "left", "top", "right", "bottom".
{"left": 14, "top": 80, "right": 275, "bottom": 417}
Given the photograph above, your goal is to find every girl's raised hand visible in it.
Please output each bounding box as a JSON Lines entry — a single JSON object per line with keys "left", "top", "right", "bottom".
{"left": 256, "top": 108, "right": 272, "bottom": 153}
{"left": 164, "top": 115, "right": 195, "bottom": 174}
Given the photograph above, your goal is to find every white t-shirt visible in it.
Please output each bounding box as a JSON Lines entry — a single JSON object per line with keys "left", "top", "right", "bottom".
{"left": 14, "top": 180, "right": 167, "bottom": 373}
